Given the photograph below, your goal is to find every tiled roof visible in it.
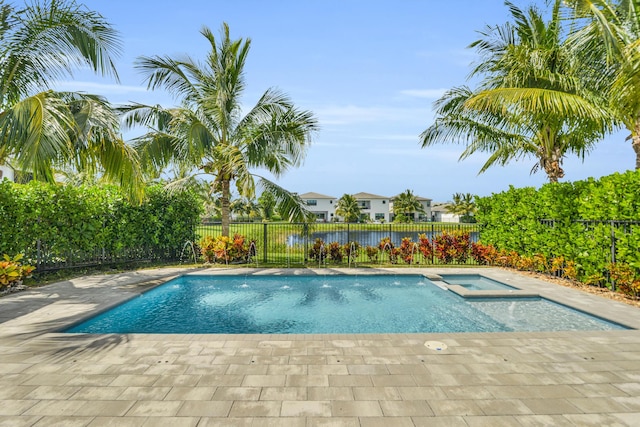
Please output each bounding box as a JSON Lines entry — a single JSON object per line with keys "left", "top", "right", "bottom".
{"left": 298, "top": 192, "right": 335, "bottom": 199}
{"left": 351, "top": 192, "right": 388, "bottom": 199}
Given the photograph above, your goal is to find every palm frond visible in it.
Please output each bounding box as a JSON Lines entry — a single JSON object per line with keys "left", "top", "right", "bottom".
{"left": 257, "top": 177, "right": 314, "bottom": 223}
{"left": 0, "top": 0, "right": 120, "bottom": 106}
{"left": 0, "top": 91, "right": 73, "bottom": 181}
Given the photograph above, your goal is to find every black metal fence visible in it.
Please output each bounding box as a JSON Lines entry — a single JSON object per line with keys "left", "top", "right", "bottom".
{"left": 197, "top": 221, "right": 480, "bottom": 266}
{"left": 30, "top": 242, "right": 182, "bottom": 273}
{"left": 540, "top": 219, "right": 640, "bottom": 263}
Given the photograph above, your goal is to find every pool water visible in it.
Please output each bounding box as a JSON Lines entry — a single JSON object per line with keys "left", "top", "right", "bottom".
{"left": 65, "top": 275, "right": 626, "bottom": 334}
{"left": 440, "top": 274, "right": 519, "bottom": 291}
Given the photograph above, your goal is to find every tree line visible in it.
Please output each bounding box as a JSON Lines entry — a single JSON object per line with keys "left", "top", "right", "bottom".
{"left": 1, "top": 0, "right": 636, "bottom": 240}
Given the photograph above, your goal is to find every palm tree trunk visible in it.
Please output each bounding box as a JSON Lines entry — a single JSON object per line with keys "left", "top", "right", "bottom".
{"left": 220, "top": 179, "right": 231, "bottom": 237}
{"left": 633, "top": 121, "right": 640, "bottom": 170}
{"left": 542, "top": 143, "right": 564, "bottom": 183}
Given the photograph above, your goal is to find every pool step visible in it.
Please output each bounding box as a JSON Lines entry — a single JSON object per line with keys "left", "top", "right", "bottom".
{"left": 447, "top": 284, "right": 539, "bottom": 299}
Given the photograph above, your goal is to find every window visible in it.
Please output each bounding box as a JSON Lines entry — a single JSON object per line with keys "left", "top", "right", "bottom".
{"left": 306, "top": 200, "right": 317, "bottom": 206}
{"left": 357, "top": 201, "right": 371, "bottom": 209}
{"left": 375, "top": 213, "right": 385, "bottom": 220}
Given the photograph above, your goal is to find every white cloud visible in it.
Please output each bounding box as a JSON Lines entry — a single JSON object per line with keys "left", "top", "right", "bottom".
{"left": 399, "top": 88, "right": 447, "bottom": 99}
{"left": 52, "top": 80, "right": 149, "bottom": 95}
{"left": 315, "top": 105, "right": 432, "bottom": 126}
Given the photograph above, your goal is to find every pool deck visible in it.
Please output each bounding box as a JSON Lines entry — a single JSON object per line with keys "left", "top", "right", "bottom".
{"left": 1, "top": 267, "right": 640, "bottom": 426}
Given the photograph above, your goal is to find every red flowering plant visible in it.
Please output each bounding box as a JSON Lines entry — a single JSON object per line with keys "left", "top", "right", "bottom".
{"left": 494, "top": 249, "right": 520, "bottom": 268}
{"left": 0, "top": 254, "right": 35, "bottom": 290}
{"left": 308, "top": 238, "right": 327, "bottom": 263}
{"left": 550, "top": 256, "right": 578, "bottom": 280}
{"left": 388, "top": 247, "right": 401, "bottom": 264}
{"left": 433, "top": 230, "right": 471, "bottom": 264}
{"left": 326, "top": 241, "right": 344, "bottom": 263}
{"left": 470, "top": 242, "right": 498, "bottom": 265}
{"left": 365, "top": 245, "right": 379, "bottom": 262}
{"left": 343, "top": 241, "right": 361, "bottom": 264}
{"left": 417, "top": 233, "right": 433, "bottom": 263}
{"left": 608, "top": 262, "right": 640, "bottom": 298}
{"left": 378, "top": 236, "right": 394, "bottom": 252}
{"left": 378, "top": 237, "right": 399, "bottom": 264}
{"left": 200, "top": 234, "right": 251, "bottom": 263}
{"left": 398, "top": 237, "right": 419, "bottom": 264}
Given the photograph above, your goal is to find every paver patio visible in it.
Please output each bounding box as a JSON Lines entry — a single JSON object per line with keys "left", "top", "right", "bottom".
{"left": 1, "top": 267, "right": 639, "bottom": 426}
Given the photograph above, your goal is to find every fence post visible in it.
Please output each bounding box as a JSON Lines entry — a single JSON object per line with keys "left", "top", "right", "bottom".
{"left": 303, "top": 223, "right": 309, "bottom": 263}
{"left": 431, "top": 223, "right": 435, "bottom": 264}
{"left": 610, "top": 220, "right": 617, "bottom": 292}
{"left": 263, "top": 223, "right": 268, "bottom": 264}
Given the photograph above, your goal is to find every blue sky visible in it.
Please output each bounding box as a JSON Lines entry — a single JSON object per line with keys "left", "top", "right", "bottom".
{"left": 61, "top": 0, "right": 632, "bottom": 202}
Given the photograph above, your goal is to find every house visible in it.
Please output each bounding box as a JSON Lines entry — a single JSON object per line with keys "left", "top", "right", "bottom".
{"left": 389, "top": 194, "right": 432, "bottom": 222}
{"left": 431, "top": 204, "right": 460, "bottom": 223}
{"left": 0, "top": 164, "right": 15, "bottom": 182}
{"left": 351, "top": 192, "right": 390, "bottom": 223}
{"left": 298, "top": 192, "right": 337, "bottom": 222}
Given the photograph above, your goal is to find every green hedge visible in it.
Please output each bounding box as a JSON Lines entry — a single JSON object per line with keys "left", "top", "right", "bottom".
{"left": 0, "top": 180, "right": 202, "bottom": 267}
{"left": 476, "top": 170, "right": 640, "bottom": 281}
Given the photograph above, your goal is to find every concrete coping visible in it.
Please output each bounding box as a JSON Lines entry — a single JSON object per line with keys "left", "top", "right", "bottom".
{"left": 446, "top": 284, "right": 539, "bottom": 299}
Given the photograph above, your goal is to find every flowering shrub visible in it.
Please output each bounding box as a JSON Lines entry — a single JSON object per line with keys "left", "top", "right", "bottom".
{"left": 378, "top": 237, "right": 394, "bottom": 251}
{"left": 398, "top": 237, "right": 418, "bottom": 264}
{"left": 469, "top": 242, "right": 495, "bottom": 265}
{"left": 417, "top": 233, "right": 433, "bottom": 263}
{"left": 0, "top": 254, "right": 35, "bottom": 290}
{"left": 608, "top": 263, "right": 640, "bottom": 297}
{"left": 433, "top": 231, "right": 471, "bottom": 264}
{"left": 200, "top": 234, "right": 252, "bottom": 263}
{"left": 308, "top": 238, "right": 327, "bottom": 262}
{"left": 388, "top": 247, "right": 401, "bottom": 264}
{"left": 365, "top": 245, "right": 379, "bottom": 262}
{"left": 378, "top": 237, "right": 398, "bottom": 263}
{"left": 326, "top": 241, "right": 344, "bottom": 263}
{"left": 550, "top": 256, "right": 578, "bottom": 280}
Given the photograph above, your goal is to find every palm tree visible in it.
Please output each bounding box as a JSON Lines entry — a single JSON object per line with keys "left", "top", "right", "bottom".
{"left": 564, "top": 0, "right": 640, "bottom": 169}
{"left": 392, "top": 189, "right": 425, "bottom": 222}
{"left": 335, "top": 194, "right": 361, "bottom": 223}
{"left": 420, "top": 0, "right": 612, "bottom": 183}
{"left": 446, "top": 193, "right": 476, "bottom": 222}
{"left": 122, "top": 24, "right": 318, "bottom": 236}
{"left": 231, "top": 197, "right": 259, "bottom": 221}
{"left": 258, "top": 191, "right": 277, "bottom": 221}
{"left": 0, "top": 0, "right": 142, "bottom": 197}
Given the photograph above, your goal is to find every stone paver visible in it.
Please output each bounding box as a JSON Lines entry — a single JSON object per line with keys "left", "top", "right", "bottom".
{"left": 1, "top": 267, "right": 640, "bottom": 425}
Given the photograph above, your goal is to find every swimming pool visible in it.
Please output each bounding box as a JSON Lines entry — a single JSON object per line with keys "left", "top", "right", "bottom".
{"left": 65, "top": 274, "right": 626, "bottom": 334}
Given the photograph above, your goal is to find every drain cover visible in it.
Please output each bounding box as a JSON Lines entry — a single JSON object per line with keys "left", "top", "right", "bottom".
{"left": 424, "top": 340, "right": 448, "bottom": 351}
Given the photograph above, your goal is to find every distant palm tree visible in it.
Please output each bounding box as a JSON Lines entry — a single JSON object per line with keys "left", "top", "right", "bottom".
{"left": 122, "top": 23, "right": 318, "bottom": 236}
{"left": 446, "top": 193, "right": 476, "bottom": 219}
{"left": 258, "top": 191, "right": 277, "bottom": 221}
{"left": 335, "top": 194, "right": 361, "bottom": 223}
{"left": 0, "top": 0, "right": 142, "bottom": 197}
{"left": 420, "top": 0, "right": 611, "bottom": 183}
{"left": 231, "top": 197, "right": 259, "bottom": 221}
{"left": 392, "top": 189, "right": 425, "bottom": 222}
